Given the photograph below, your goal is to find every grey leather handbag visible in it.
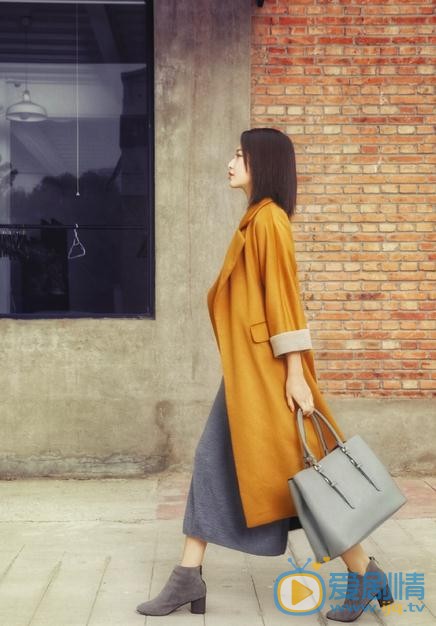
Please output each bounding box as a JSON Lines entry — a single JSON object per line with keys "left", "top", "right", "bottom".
{"left": 288, "top": 407, "right": 407, "bottom": 563}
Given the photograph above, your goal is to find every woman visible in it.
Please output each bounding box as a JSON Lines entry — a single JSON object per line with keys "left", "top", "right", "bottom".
{"left": 136, "top": 128, "right": 393, "bottom": 622}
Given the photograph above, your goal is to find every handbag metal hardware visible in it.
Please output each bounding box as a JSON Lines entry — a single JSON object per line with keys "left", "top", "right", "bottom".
{"left": 340, "top": 445, "right": 381, "bottom": 490}
{"left": 313, "top": 462, "right": 355, "bottom": 508}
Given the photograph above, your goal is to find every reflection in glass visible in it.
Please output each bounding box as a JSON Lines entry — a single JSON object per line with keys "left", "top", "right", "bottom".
{"left": 0, "top": 1, "right": 153, "bottom": 317}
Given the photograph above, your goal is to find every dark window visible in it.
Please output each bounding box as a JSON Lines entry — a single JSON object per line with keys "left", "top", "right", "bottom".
{"left": 0, "top": 0, "right": 154, "bottom": 317}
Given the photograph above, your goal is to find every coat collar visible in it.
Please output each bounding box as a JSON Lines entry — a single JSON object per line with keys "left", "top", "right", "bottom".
{"left": 209, "top": 197, "right": 273, "bottom": 306}
{"left": 238, "top": 196, "right": 273, "bottom": 230}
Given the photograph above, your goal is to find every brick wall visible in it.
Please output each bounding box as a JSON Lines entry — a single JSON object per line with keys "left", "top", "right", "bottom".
{"left": 251, "top": 0, "right": 434, "bottom": 398}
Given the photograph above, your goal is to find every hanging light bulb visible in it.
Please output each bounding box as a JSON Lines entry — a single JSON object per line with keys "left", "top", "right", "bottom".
{"left": 6, "top": 88, "right": 47, "bottom": 122}
{"left": 6, "top": 15, "right": 47, "bottom": 123}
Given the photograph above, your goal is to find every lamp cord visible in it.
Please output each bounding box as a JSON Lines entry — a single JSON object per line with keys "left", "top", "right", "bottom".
{"left": 75, "top": 2, "right": 80, "bottom": 197}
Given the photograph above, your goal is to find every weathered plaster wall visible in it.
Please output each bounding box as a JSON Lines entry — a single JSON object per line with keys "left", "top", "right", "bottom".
{"left": 0, "top": 0, "right": 252, "bottom": 477}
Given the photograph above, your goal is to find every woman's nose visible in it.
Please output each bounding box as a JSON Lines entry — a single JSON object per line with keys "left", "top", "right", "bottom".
{"left": 228, "top": 158, "right": 234, "bottom": 169}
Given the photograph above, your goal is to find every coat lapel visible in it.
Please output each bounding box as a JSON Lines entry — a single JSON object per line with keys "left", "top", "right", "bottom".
{"left": 212, "top": 197, "right": 273, "bottom": 300}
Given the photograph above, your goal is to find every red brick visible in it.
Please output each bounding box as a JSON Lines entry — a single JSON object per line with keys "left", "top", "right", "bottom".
{"left": 250, "top": 0, "right": 433, "bottom": 398}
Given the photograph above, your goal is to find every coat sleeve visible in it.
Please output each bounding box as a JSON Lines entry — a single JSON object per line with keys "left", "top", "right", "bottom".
{"left": 254, "top": 208, "right": 313, "bottom": 358}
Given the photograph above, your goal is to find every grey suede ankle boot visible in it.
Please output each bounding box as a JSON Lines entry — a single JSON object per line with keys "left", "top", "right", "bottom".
{"left": 136, "top": 564, "right": 206, "bottom": 616}
{"left": 325, "top": 555, "right": 394, "bottom": 622}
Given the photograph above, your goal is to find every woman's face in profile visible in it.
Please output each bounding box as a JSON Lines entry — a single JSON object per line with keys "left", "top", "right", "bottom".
{"left": 228, "top": 146, "right": 251, "bottom": 194}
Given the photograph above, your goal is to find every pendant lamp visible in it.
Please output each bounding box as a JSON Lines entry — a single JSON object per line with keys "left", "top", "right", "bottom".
{"left": 6, "top": 16, "right": 47, "bottom": 123}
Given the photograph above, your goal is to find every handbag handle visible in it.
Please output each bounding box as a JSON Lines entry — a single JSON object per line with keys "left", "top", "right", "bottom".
{"left": 295, "top": 410, "right": 330, "bottom": 467}
{"left": 311, "top": 413, "right": 330, "bottom": 457}
{"left": 296, "top": 407, "right": 382, "bottom": 492}
{"left": 296, "top": 407, "right": 346, "bottom": 467}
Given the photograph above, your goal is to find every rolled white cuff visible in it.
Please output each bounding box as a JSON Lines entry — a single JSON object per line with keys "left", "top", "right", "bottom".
{"left": 269, "top": 328, "right": 312, "bottom": 358}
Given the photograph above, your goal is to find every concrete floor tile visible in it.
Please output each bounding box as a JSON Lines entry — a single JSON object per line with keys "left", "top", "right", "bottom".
{"left": 0, "top": 478, "right": 157, "bottom": 523}
{"left": 393, "top": 477, "right": 436, "bottom": 519}
{"left": 422, "top": 477, "right": 436, "bottom": 492}
{"left": 0, "top": 474, "right": 434, "bottom": 625}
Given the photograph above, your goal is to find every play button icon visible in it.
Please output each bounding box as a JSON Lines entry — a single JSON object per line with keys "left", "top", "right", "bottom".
{"left": 275, "top": 571, "right": 326, "bottom": 615}
{"left": 292, "top": 578, "right": 314, "bottom": 605}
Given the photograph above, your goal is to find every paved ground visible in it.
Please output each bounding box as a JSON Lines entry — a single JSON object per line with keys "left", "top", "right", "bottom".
{"left": 0, "top": 471, "right": 435, "bottom": 626}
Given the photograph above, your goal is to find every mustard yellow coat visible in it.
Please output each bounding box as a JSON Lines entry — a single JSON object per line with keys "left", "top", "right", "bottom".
{"left": 207, "top": 197, "right": 347, "bottom": 528}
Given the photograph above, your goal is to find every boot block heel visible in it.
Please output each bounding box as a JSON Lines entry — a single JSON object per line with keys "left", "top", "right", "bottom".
{"left": 190, "top": 595, "right": 206, "bottom": 614}
{"left": 377, "top": 583, "right": 394, "bottom": 607}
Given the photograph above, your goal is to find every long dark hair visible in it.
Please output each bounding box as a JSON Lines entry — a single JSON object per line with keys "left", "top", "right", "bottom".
{"left": 240, "top": 128, "right": 297, "bottom": 218}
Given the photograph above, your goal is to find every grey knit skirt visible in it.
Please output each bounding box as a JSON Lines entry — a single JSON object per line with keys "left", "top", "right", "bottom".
{"left": 182, "top": 376, "right": 302, "bottom": 556}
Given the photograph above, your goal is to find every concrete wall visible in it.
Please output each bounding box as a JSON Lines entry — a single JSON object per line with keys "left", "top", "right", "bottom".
{"left": 0, "top": 0, "right": 252, "bottom": 478}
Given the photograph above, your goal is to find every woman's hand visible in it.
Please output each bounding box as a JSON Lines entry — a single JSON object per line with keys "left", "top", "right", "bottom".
{"left": 285, "top": 375, "right": 315, "bottom": 416}
{"left": 285, "top": 351, "right": 315, "bottom": 415}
